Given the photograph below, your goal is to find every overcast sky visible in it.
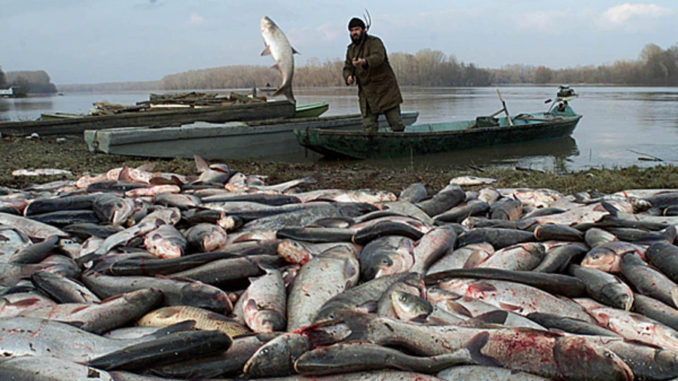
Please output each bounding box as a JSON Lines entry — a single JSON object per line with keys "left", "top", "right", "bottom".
{"left": 2, "top": 1, "right": 676, "bottom": 84}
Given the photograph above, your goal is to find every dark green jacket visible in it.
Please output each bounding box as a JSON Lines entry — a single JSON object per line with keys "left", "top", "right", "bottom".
{"left": 343, "top": 34, "right": 402, "bottom": 116}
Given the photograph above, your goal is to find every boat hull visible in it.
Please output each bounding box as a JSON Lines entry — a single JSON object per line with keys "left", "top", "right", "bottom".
{"left": 84, "top": 112, "right": 419, "bottom": 160}
{"left": 294, "top": 115, "right": 581, "bottom": 159}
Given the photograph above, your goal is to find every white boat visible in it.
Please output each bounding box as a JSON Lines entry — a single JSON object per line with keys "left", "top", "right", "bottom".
{"left": 84, "top": 112, "right": 419, "bottom": 160}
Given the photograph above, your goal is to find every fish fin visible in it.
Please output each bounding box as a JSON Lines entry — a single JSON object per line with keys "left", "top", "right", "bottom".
{"left": 473, "top": 310, "right": 508, "bottom": 324}
{"left": 261, "top": 45, "right": 271, "bottom": 56}
{"left": 273, "top": 84, "right": 295, "bottom": 104}
{"left": 357, "top": 301, "right": 379, "bottom": 314}
{"left": 514, "top": 326, "right": 563, "bottom": 337}
{"left": 464, "top": 331, "right": 501, "bottom": 366}
{"left": 145, "top": 320, "right": 197, "bottom": 339}
{"left": 136, "top": 163, "right": 156, "bottom": 172}
{"left": 63, "top": 320, "right": 86, "bottom": 329}
{"left": 271, "top": 63, "right": 279, "bottom": 70}
{"left": 409, "top": 315, "right": 429, "bottom": 324}
{"left": 193, "top": 154, "right": 209, "bottom": 173}
{"left": 498, "top": 302, "right": 522, "bottom": 312}
{"left": 292, "top": 47, "right": 300, "bottom": 54}
{"left": 256, "top": 261, "right": 278, "bottom": 274}
{"left": 469, "top": 281, "right": 497, "bottom": 292}
{"left": 601, "top": 201, "right": 620, "bottom": 216}
{"left": 7, "top": 297, "right": 42, "bottom": 307}
{"left": 332, "top": 310, "right": 374, "bottom": 341}
{"left": 118, "top": 166, "right": 133, "bottom": 182}
{"left": 443, "top": 301, "right": 473, "bottom": 317}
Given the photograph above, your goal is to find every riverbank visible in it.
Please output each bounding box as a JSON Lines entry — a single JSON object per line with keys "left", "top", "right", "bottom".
{"left": 2, "top": 135, "right": 678, "bottom": 193}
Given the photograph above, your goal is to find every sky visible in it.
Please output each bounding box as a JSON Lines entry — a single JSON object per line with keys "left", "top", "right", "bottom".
{"left": 1, "top": 0, "right": 677, "bottom": 84}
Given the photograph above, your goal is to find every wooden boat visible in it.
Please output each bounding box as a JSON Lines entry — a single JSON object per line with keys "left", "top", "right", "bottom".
{"left": 295, "top": 87, "right": 582, "bottom": 160}
{"left": 294, "top": 102, "right": 329, "bottom": 118}
{"left": 0, "top": 100, "right": 295, "bottom": 137}
{"left": 84, "top": 111, "right": 419, "bottom": 160}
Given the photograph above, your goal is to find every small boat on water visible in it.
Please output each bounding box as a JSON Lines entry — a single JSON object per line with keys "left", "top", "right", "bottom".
{"left": 294, "top": 102, "right": 329, "bottom": 118}
{"left": 294, "top": 86, "right": 582, "bottom": 160}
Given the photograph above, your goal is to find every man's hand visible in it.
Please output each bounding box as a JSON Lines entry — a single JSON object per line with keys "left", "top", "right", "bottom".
{"left": 347, "top": 75, "right": 355, "bottom": 85}
{"left": 352, "top": 57, "right": 366, "bottom": 67}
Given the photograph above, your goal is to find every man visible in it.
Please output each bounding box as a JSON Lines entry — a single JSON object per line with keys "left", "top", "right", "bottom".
{"left": 343, "top": 17, "right": 404, "bottom": 133}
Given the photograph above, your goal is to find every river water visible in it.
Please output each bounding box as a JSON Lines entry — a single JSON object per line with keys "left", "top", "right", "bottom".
{"left": 1, "top": 86, "right": 677, "bottom": 171}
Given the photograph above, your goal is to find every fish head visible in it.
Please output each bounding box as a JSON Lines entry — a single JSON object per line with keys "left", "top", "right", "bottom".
{"left": 260, "top": 16, "right": 277, "bottom": 34}
{"left": 251, "top": 309, "right": 286, "bottom": 333}
{"left": 361, "top": 238, "right": 414, "bottom": 280}
{"left": 278, "top": 240, "right": 312, "bottom": 265}
{"left": 372, "top": 248, "right": 415, "bottom": 280}
{"left": 601, "top": 282, "right": 633, "bottom": 311}
{"left": 243, "top": 333, "right": 309, "bottom": 378}
{"left": 391, "top": 290, "right": 432, "bottom": 320}
{"left": 580, "top": 248, "right": 619, "bottom": 272}
{"left": 144, "top": 232, "right": 182, "bottom": 259}
{"left": 554, "top": 336, "right": 634, "bottom": 381}
{"left": 180, "top": 283, "right": 233, "bottom": 314}
{"left": 201, "top": 228, "right": 227, "bottom": 252}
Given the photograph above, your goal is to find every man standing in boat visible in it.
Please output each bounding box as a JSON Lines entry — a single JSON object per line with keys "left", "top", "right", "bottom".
{"left": 343, "top": 17, "right": 405, "bottom": 133}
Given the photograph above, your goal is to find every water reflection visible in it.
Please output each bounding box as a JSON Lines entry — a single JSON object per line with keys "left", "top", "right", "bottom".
{"left": 360, "top": 136, "right": 579, "bottom": 172}
{"left": 0, "top": 96, "right": 54, "bottom": 122}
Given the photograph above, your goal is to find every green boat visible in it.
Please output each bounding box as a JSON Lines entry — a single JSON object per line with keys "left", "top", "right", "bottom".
{"left": 295, "top": 86, "right": 582, "bottom": 160}
{"left": 294, "top": 102, "right": 329, "bottom": 118}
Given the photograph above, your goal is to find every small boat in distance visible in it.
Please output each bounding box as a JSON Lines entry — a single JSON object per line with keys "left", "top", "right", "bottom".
{"left": 294, "top": 86, "right": 582, "bottom": 160}
{"left": 294, "top": 102, "right": 329, "bottom": 118}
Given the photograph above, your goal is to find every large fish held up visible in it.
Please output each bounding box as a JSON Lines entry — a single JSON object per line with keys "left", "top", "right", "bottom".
{"left": 260, "top": 16, "right": 298, "bottom": 104}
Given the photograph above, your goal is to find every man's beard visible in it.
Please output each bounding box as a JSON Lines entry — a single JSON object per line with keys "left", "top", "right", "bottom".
{"left": 351, "top": 32, "right": 363, "bottom": 43}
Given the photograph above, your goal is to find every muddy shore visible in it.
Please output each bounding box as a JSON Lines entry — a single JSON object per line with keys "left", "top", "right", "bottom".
{"left": 2, "top": 135, "right": 678, "bottom": 193}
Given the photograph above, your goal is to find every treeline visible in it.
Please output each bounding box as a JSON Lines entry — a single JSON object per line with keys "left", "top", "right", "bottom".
{"left": 159, "top": 53, "right": 492, "bottom": 90}
{"left": 494, "top": 44, "right": 678, "bottom": 85}
{"left": 161, "top": 60, "right": 350, "bottom": 90}
{"left": 3, "top": 70, "right": 58, "bottom": 95}
{"left": 0, "top": 66, "right": 7, "bottom": 89}
{"left": 159, "top": 42, "right": 678, "bottom": 89}
{"left": 59, "top": 80, "right": 163, "bottom": 93}
{"left": 389, "top": 50, "right": 492, "bottom": 86}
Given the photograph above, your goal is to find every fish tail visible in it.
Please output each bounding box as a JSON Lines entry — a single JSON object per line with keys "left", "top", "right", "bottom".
{"left": 464, "top": 331, "right": 501, "bottom": 367}
{"left": 273, "top": 83, "right": 295, "bottom": 104}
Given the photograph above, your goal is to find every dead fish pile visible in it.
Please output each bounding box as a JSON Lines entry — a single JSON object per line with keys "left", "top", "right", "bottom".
{"left": 4, "top": 158, "right": 678, "bottom": 380}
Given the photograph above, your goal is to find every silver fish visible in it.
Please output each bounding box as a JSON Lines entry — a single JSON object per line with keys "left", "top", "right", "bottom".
{"left": 260, "top": 16, "right": 297, "bottom": 103}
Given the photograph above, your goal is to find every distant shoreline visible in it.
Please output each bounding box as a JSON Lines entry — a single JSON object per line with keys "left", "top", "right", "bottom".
{"left": 53, "top": 83, "right": 678, "bottom": 94}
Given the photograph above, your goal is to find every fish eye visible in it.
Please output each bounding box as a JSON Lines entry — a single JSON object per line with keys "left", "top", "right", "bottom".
{"left": 399, "top": 294, "right": 408, "bottom": 302}
{"left": 261, "top": 348, "right": 269, "bottom": 354}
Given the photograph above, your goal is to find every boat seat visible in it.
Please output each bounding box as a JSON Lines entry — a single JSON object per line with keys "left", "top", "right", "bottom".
{"left": 470, "top": 116, "right": 499, "bottom": 129}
